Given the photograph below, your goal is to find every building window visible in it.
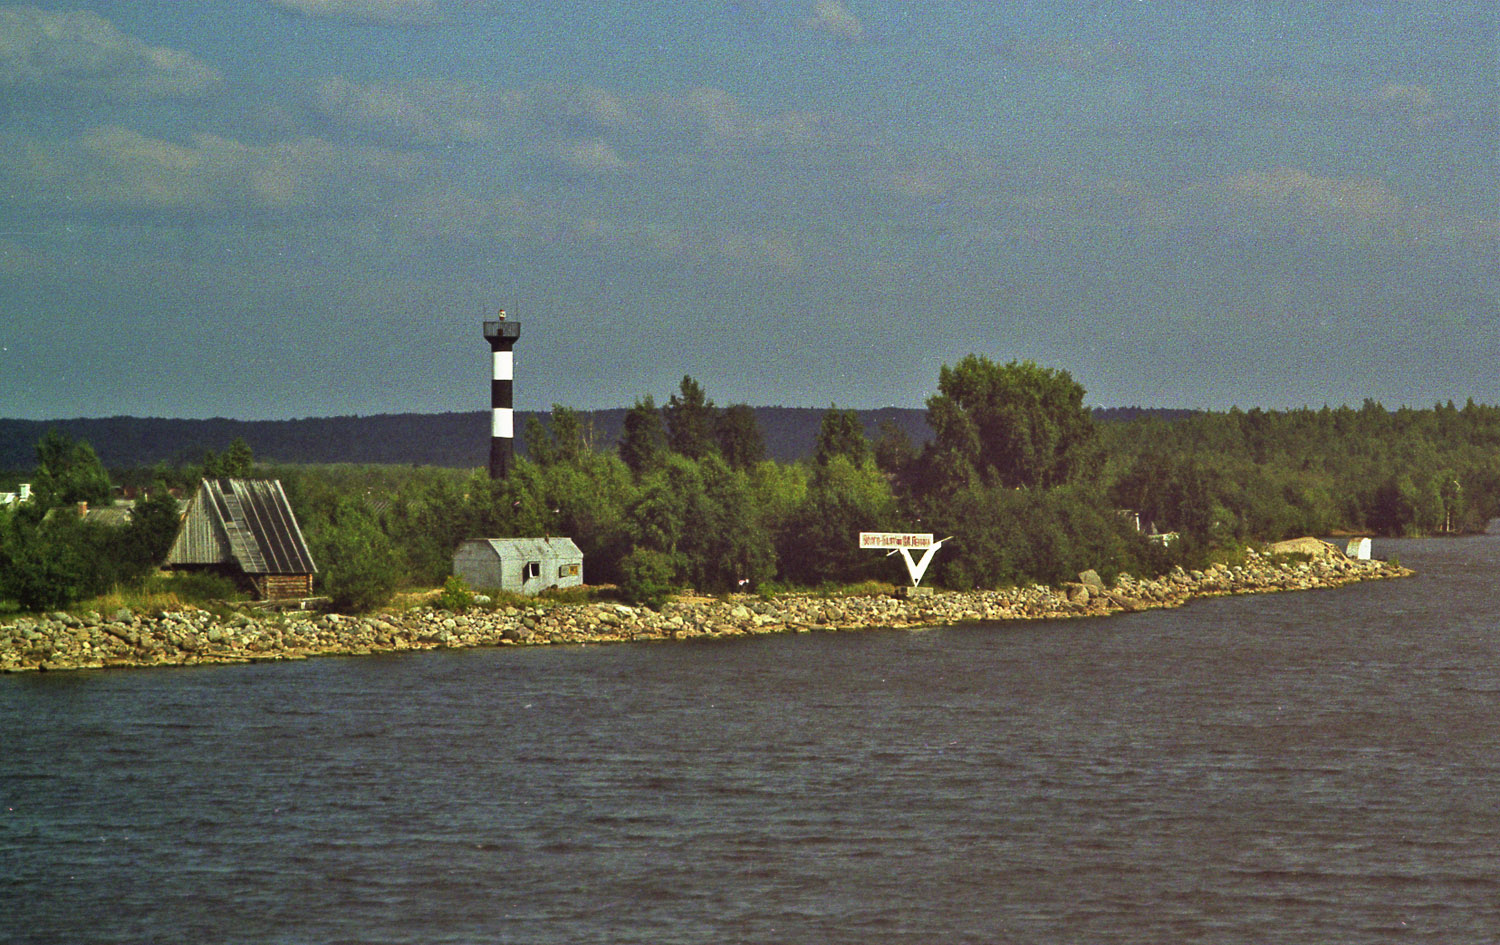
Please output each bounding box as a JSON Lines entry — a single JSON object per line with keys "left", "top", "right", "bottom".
{"left": 559, "top": 563, "right": 579, "bottom": 578}
{"left": 525, "top": 561, "right": 540, "bottom": 580}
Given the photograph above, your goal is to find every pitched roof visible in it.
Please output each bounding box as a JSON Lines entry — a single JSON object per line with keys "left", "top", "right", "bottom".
{"left": 166, "top": 478, "right": 317, "bottom": 575}
{"left": 466, "top": 537, "right": 583, "bottom": 560}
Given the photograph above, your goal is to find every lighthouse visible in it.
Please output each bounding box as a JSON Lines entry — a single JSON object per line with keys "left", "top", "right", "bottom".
{"left": 483, "top": 311, "right": 521, "bottom": 479}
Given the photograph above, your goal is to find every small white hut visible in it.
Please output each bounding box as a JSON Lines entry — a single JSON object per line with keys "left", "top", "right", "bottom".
{"left": 452, "top": 537, "right": 583, "bottom": 595}
{"left": 1346, "top": 537, "right": 1372, "bottom": 560}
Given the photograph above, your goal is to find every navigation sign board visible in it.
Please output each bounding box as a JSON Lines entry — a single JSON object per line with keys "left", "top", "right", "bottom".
{"left": 859, "top": 532, "right": 948, "bottom": 586}
{"left": 859, "top": 532, "right": 934, "bottom": 550}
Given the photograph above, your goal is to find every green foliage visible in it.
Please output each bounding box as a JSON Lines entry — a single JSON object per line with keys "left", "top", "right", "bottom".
{"left": 127, "top": 487, "right": 183, "bottom": 563}
{"left": 716, "top": 404, "right": 767, "bottom": 470}
{"left": 32, "top": 430, "right": 112, "bottom": 509}
{"left": 778, "top": 455, "right": 898, "bottom": 586}
{"left": 306, "top": 498, "right": 401, "bottom": 612}
{"left": 619, "top": 396, "right": 668, "bottom": 475}
{"left": 203, "top": 438, "right": 254, "bottom": 479}
{"left": 619, "top": 547, "right": 677, "bottom": 608}
{"left": 663, "top": 376, "right": 718, "bottom": 459}
{"left": 145, "top": 570, "right": 242, "bottom": 604}
{"left": 815, "top": 407, "right": 869, "bottom": 467}
{"left": 873, "top": 419, "right": 917, "bottom": 481}
{"left": 525, "top": 405, "right": 593, "bottom": 468}
{"left": 922, "top": 356, "right": 1095, "bottom": 492}
{"left": 1099, "top": 399, "right": 1500, "bottom": 538}
{"left": 0, "top": 513, "right": 90, "bottom": 610}
{"left": 924, "top": 485, "right": 1146, "bottom": 589}
{"left": 437, "top": 575, "right": 475, "bottom": 611}
{"left": 14, "top": 365, "right": 1500, "bottom": 616}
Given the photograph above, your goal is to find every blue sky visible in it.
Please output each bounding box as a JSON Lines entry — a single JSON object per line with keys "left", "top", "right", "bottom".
{"left": 1, "top": 1, "right": 1495, "bottom": 420}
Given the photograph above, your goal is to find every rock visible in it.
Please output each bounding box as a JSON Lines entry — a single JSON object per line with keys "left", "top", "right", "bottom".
{"left": 1268, "top": 536, "right": 1345, "bottom": 559}
{"left": 1078, "top": 570, "right": 1105, "bottom": 590}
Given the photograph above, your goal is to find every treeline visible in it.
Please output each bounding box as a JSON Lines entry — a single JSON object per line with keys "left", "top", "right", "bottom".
{"left": 249, "top": 362, "right": 1194, "bottom": 607}
{"left": 1101, "top": 399, "right": 1500, "bottom": 541}
{"left": 6, "top": 359, "right": 1500, "bottom": 614}
{"left": 0, "top": 406, "right": 1186, "bottom": 471}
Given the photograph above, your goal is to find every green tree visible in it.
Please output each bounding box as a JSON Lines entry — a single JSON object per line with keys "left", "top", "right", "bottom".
{"left": 0, "top": 513, "right": 89, "bottom": 610}
{"left": 32, "top": 431, "right": 112, "bottom": 508}
{"left": 201, "top": 437, "right": 254, "bottom": 479}
{"left": 815, "top": 407, "right": 869, "bottom": 467}
{"left": 307, "top": 498, "right": 401, "bottom": 612}
{"left": 663, "top": 376, "right": 718, "bottom": 459}
{"left": 121, "top": 484, "right": 183, "bottom": 567}
{"left": 524, "top": 406, "right": 591, "bottom": 467}
{"left": 873, "top": 419, "right": 918, "bottom": 483}
{"left": 778, "top": 455, "right": 898, "bottom": 586}
{"left": 716, "top": 404, "right": 766, "bottom": 470}
{"left": 923, "top": 356, "right": 1095, "bottom": 491}
{"left": 619, "top": 547, "right": 676, "bottom": 608}
{"left": 619, "top": 395, "right": 669, "bottom": 475}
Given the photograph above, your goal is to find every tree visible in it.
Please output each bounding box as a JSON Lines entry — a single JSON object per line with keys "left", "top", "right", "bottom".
{"left": 716, "top": 404, "right": 766, "bottom": 470}
{"left": 663, "top": 376, "right": 718, "bottom": 459}
{"left": 32, "top": 431, "right": 112, "bottom": 508}
{"left": 873, "top": 419, "right": 918, "bottom": 482}
{"left": 814, "top": 407, "right": 869, "bottom": 466}
{"left": 307, "top": 498, "right": 400, "bottom": 612}
{"left": 923, "top": 356, "right": 1095, "bottom": 491}
{"left": 619, "top": 396, "right": 669, "bottom": 475}
{"left": 0, "top": 512, "right": 90, "bottom": 610}
{"left": 778, "top": 455, "right": 898, "bottom": 586}
{"left": 525, "top": 405, "right": 590, "bottom": 467}
{"left": 203, "top": 438, "right": 255, "bottom": 479}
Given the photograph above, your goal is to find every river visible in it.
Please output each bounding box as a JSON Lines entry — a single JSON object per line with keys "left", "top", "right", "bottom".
{"left": 3, "top": 534, "right": 1499, "bottom": 944}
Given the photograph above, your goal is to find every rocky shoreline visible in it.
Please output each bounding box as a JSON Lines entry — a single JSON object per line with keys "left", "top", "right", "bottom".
{"left": 0, "top": 548, "right": 1410, "bottom": 674}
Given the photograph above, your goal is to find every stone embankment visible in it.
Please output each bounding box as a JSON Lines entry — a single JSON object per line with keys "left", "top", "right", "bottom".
{"left": 0, "top": 548, "right": 1409, "bottom": 673}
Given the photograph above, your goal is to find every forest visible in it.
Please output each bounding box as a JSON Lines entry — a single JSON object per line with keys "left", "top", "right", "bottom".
{"left": 5, "top": 355, "right": 1500, "bottom": 614}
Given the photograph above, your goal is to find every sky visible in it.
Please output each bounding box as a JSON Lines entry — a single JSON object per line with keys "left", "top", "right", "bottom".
{"left": 0, "top": 1, "right": 1495, "bottom": 421}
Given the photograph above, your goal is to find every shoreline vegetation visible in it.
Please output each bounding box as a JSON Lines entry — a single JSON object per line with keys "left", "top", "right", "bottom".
{"left": 8, "top": 364, "right": 1494, "bottom": 655}
{"left": 1, "top": 546, "right": 1409, "bottom": 674}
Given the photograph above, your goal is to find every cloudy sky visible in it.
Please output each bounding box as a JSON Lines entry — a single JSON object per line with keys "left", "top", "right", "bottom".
{"left": 1, "top": 1, "right": 1495, "bottom": 420}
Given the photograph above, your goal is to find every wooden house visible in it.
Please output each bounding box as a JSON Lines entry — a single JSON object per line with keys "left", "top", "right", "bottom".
{"left": 165, "top": 478, "right": 317, "bottom": 600}
{"left": 453, "top": 537, "right": 583, "bottom": 595}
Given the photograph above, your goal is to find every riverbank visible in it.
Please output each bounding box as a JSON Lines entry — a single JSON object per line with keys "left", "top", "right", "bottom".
{"left": 0, "top": 548, "right": 1409, "bottom": 673}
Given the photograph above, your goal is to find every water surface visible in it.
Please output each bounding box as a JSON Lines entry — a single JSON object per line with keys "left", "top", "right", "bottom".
{"left": 4, "top": 536, "right": 1499, "bottom": 943}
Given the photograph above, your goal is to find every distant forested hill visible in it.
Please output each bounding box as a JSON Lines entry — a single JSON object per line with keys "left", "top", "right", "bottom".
{"left": 0, "top": 406, "right": 1193, "bottom": 471}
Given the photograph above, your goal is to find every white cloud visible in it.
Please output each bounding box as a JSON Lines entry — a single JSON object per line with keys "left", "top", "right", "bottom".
{"left": 0, "top": 126, "right": 426, "bottom": 213}
{"left": 801, "top": 0, "right": 864, "bottom": 43}
{"left": 536, "top": 138, "right": 630, "bottom": 174}
{"left": 1244, "top": 79, "right": 1458, "bottom": 129}
{"left": 269, "top": 0, "right": 445, "bottom": 25}
{"left": 0, "top": 6, "right": 222, "bottom": 99}
{"left": 313, "top": 77, "right": 511, "bottom": 144}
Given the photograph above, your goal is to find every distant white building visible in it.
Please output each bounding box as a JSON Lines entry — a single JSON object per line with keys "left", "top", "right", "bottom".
{"left": 0, "top": 483, "right": 33, "bottom": 507}
{"left": 1346, "top": 537, "right": 1372, "bottom": 560}
{"left": 453, "top": 537, "right": 584, "bottom": 595}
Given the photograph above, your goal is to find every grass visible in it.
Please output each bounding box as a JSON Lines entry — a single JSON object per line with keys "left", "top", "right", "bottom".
{"left": 756, "top": 579, "right": 900, "bottom": 600}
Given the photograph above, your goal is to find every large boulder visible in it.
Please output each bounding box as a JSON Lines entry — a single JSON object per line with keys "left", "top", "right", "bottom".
{"left": 1077, "top": 569, "right": 1106, "bottom": 590}
{"left": 1268, "top": 537, "right": 1346, "bottom": 559}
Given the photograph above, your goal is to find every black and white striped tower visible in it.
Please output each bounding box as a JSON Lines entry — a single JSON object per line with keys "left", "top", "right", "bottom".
{"left": 483, "top": 311, "right": 521, "bottom": 479}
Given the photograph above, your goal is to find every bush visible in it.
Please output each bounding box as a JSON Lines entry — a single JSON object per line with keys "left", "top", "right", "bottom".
{"left": 307, "top": 499, "right": 401, "bottom": 613}
{"left": 146, "top": 571, "right": 242, "bottom": 604}
{"left": 436, "top": 575, "right": 475, "bottom": 611}
{"left": 619, "top": 547, "right": 676, "bottom": 609}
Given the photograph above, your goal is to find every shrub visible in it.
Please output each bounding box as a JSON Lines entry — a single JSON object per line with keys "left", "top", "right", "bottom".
{"left": 436, "top": 575, "right": 475, "bottom": 611}
{"left": 146, "top": 571, "right": 241, "bottom": 604}
{"left": 619, "top": 547, "right": 676, "bottom": 609}
{"left": 307, "top": 499, "right": 401, "bottom": 613}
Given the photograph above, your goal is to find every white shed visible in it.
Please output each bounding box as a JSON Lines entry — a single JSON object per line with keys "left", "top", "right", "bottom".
{"left": 1346, "top": 536, "right": 1372, "bottom": 560}
{"left": 453, "top": 537, "right": 584, "bottom": 595}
